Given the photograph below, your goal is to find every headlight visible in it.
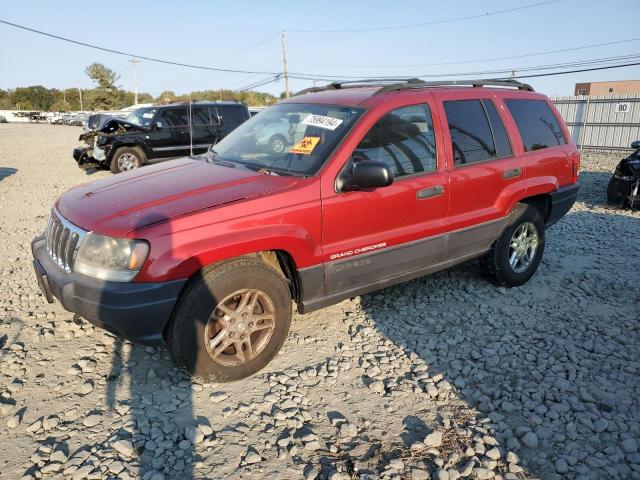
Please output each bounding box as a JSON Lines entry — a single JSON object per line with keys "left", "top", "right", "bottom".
{"left": 74, "top": 233, "right": 149, "bottom": 282}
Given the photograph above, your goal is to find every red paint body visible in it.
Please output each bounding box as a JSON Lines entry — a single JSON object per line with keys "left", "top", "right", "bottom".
{"left": 55, "top": 86, "right": 579, "bottom": 284}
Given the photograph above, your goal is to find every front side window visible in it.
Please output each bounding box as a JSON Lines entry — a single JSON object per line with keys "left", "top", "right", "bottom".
{"left": 352, "top": 104, "right": 437, "bottom": 178}
{"left": 505, "top": 99, "right": 566, "bottom": 151}
{"left": 209, "top": 103, "right": 363, "bottom": 176}
{"left": 444, "top": 99, "right": 497, "bottom": 165}
{"left": 158, "top": 107, "right": 189, "bottom": 128}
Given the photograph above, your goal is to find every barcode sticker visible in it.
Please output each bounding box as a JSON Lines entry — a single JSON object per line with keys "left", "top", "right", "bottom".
{"left": 301, "top": 114, "right": 343, "bottom": 131}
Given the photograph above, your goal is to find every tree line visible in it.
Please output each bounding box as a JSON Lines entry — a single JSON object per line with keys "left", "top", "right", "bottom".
{"left": 0, "top": 63, "right": 280, "bottom": 111}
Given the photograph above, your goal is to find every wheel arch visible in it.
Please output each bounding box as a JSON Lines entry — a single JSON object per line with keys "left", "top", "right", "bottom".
{"left": 161, "top": 249, "right": 302, "bottom": 341}
{"left": 107, "top": 140, "right": 150, "bottom": 165}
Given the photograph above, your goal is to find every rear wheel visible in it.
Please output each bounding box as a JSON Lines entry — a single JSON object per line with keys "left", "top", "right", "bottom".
{"left": 168, "top": 257, "right": 292, "bottom": 382}
{"left": 110, "top": 146, "right": 144, "bottom": 173}
{"left": 481, "top": 204, "right": 545, "bottom": 287}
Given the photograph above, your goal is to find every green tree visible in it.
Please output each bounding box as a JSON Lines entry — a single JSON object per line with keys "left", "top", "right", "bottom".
{"left": 11, "top": 85, "right": 52, "bottom": 110}
{"left": 85, "top": 63, "right": 120, "bottom": 89}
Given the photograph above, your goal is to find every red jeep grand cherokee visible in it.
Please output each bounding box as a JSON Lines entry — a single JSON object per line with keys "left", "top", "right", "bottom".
{"left": 32, "top": 79, "right": 580, "bottom": 381}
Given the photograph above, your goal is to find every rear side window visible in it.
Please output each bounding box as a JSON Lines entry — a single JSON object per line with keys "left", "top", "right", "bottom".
{"left": 482, "top": 99, "right": 513, "bottom": 158}
{"left": 505, "top": 99, "right": 566, "bottom": 151}
{"left": 444, "top": 100, "right": 497, "bottom": 165}
{"left": 219, "top": 105, "right": 248, "bottom": 130}
{"left": 353, "top": 104, "right": 437, "bottom": 178}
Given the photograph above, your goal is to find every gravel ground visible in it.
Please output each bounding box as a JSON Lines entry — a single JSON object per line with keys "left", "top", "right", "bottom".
{"left": 0, "top": 124, "right": 638, "bottom": 480}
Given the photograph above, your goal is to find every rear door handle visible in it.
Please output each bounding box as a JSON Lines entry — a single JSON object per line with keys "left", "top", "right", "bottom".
{"left": 417, "top": 185, "right": 445, "bottom": 199}
{"left": 502, "top": 167, "right": 522, "bottom": 179}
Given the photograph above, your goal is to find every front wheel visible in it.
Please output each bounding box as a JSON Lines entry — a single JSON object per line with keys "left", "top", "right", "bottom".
{"left": 110, "top": 147, "right": 144, "bottom": 174}
{"left": 168, "top": 257, "right": 292, "bottom": 382}
{"left": 481, "top": 205, "right": 545, "bottom": 287}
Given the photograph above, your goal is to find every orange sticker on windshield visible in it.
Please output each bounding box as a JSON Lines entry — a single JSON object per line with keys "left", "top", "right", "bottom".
{"left": 289, "top": 136, "right": 320, "bottom": 155}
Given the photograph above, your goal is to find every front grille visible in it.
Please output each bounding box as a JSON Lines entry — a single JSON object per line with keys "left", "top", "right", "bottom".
{"left": 45, "top": 209, "right": 87, "bottom": 273}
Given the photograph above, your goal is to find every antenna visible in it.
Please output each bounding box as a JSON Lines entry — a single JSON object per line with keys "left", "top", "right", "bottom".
{"left": 128, "top": 59, "right": 141, "bottom": 105}
{"left": 189, "top": 94, "right": 193, "bottom": 156}
{"left": 281, "top": 31, "right": 289, "bottom": 98}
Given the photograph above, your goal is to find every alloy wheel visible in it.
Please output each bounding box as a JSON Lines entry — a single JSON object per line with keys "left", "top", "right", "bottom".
{"left": 118, "top": 153, "right": 138, "bottom": 171}
{"left": 508, "top": 221, "right": 539, "bottom": 273}
{"left": 204, "top": 289, "right": 276, "bottom": 367}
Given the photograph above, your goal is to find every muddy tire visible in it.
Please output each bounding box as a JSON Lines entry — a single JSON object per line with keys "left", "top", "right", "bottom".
{"left": 110, "top": 146, "right": 144, "bottom": 174}
{"left": 268, "top": 134, "right": 287, "bottom": 154}
{"left": 168, "top": 257, "right": 292, "bottom": 382}
{"left": 480, "top": 204, "right": 545, "bottom": 287}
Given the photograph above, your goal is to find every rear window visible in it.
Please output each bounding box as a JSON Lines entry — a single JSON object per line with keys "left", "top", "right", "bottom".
{"left": 444, "top": 99, "right": 497, "bottom": 165}
{"left": 505, "top": 99, "right": 566, "bottom": 151}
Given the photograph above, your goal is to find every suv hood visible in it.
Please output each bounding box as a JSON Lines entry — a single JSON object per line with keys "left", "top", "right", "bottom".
{"left": 56, "top": 158, "right": 299, "bottom": 236}
{"left": 79, "top": 115, "right": 148, "bottom": 141}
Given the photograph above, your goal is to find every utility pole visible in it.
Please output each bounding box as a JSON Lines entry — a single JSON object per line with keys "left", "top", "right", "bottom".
{"left": 281, "top": 31, "right": 289, "bottom": 98}
{"left": 129, "top": 59, "right": 141, "bottom": 105}
{"left": 77, "top": 87, "right": 83, "bottom": 111}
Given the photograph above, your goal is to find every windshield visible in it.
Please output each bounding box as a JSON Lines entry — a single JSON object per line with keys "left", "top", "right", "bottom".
{"left": 126, "top": 107, "right": 157, "bottom": 127}
{"left": 209, "top": 103, "right": 363, "bottom": 176}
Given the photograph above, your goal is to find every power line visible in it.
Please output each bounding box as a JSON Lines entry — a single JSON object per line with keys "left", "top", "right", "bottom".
{"left": 293, "top": 37, "right": 640, "bottom": 69}
{"left": 287, "top": 61, "right": 640, "bottom": 85}
{"left": 204, "top": 32, "right": 279, "bottom": 66}
{"left": 235, "top": 76, "right": 282, "bottom": 93}
{"left": 291, "top": 0, "right": 561, "bottom": 33}
{"left": 0, "top": 19, "right": 281, "bottom": 75}
{"left": 227, "top": 61, "right": 283, "bottom": 88}
{"left": 287, "top": 53, "right": 640, "bottom": 81}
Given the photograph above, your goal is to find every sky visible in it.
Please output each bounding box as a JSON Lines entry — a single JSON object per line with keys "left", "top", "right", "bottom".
{"left": 1, "top": 0, "right": 639, "bottom": 98}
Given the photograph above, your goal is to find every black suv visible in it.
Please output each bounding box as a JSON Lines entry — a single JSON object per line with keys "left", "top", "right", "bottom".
{"left": 73, "top": 101, "right": 251, "bottom": 173}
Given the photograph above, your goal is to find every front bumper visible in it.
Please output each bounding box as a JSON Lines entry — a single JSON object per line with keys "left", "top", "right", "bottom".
{"left": 31, "top": 236, "right": 186, "bottom": 345}
{"left": 73, "top": 147, "right": 103, "bottom": 169}
{"left": 546, "top": 182, "right": 580, "bottom": 227}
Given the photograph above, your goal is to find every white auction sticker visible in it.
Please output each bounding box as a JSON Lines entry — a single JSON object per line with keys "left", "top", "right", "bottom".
{"left": 301, "top": 114, "right": 343, "bottom": 131}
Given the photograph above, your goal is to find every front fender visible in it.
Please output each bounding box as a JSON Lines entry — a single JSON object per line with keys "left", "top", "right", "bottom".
{"left": 137, "top": 224, "right": 320, "bottom": 283}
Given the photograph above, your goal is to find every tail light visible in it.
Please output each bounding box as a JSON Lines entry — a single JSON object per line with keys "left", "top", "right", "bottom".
{"left": 571, "top": 153, "right": 580, "bottom": 183}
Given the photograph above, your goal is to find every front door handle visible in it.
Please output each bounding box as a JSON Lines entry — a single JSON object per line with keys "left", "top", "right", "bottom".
{"left": 502, "top": 167, "right": 522, "bottom": 179}
{"left": 417, "top": 185, "right": 445, "bottom": 199}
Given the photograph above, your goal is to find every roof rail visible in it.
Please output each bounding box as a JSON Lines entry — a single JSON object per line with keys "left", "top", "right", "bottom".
{"left": 293, "top": 77, "right": 534, "bottom": 97}
{"left": 293, "top": 78, "right": 425, "bottom": 97}
{"left": 374, "top": 78, "right": 534, "bottom": 95}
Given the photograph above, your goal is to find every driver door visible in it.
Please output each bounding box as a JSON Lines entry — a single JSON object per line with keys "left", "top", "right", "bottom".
{"left": 321, "top": 102, "right": 450, "bottom": 296}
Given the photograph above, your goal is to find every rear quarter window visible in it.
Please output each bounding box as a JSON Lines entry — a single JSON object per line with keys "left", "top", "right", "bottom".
{"left": 505, "top": 99, "right": 566, "bottom": 152}
{"left": 219, "top": 105, "right": 249, "bottom": 130}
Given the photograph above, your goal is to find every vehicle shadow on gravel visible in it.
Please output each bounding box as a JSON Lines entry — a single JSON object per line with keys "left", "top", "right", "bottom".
{"left": 358, "top": 207, "right": 640, "bottom": 480}
{"left": 578, "top": 169, "right": 615, "bottom": 208}
{"left": 100, "top": 213, "right": 201, "bottom": 480}
{"left": 0, "top": 167, "right": 17, "bottom": 181}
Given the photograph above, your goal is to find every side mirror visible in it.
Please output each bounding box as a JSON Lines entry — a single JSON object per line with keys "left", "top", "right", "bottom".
{"left": 154, "top": 121, "right": 163, "bottom": 129}
{"left": 339, "top": 160, "right": 393, "bottom": 191}
{"left": 631, "top": 140, "right": 640, "bottom": 150}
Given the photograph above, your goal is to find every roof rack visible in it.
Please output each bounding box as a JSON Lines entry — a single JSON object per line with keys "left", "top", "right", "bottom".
{"left": 293, "top": 78, "right": 534, "bottom": 97}
{"left": 293, "top": 78, "right": 425, "bottom": 97}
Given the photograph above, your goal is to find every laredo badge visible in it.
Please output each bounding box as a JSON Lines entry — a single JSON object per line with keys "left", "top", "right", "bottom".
{"left": 289, "top": 136, "right": 321, "bottom": 155}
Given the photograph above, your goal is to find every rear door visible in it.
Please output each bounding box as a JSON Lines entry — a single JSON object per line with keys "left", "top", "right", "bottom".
{"left": 321, "top": 101, "right": 450, "bottom": 296}
{"left": 438, "top": 95, "right": 524, "bottom": 258}
{"left": 191, "top": 105, "right": 221, "bottom": 153}
{"left": 147, "top": 107, "right": 191, "bottom": 159}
